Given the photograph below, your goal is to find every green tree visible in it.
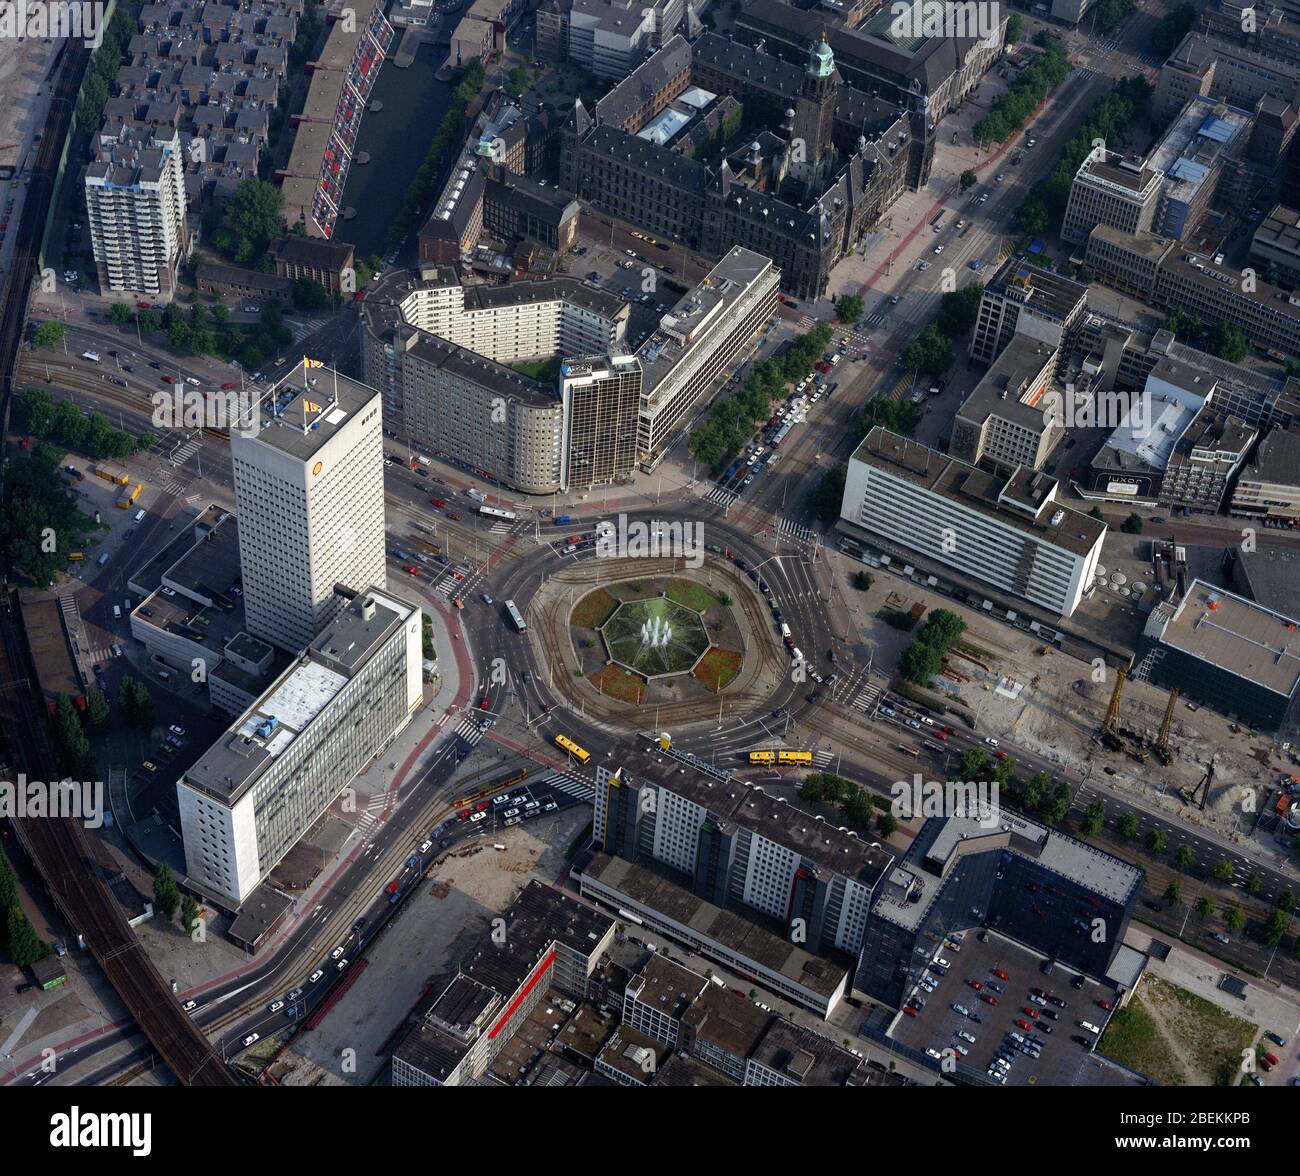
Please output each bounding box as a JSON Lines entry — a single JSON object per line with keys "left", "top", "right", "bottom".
{"left": 900, "top": 325, "right": 954, "bottom": 378}
{"left": 1145, "top": 829, "right": 1166, "bottom": 854}
{"left": 1163, "top": 880, "right": 1182, "bottom": 906}
{"left": 959, "top": 169, "right": 977, "bottom": 192}
{"left": 0, "top": 444, "right": 101, "bottom": 587}
{"left": 834, "top": 293, "right": 864, "bottom": 323}
{"left": 54, "top": 694, "right": 92, "bottom": 776}
{"left": 84, "top": 687, "right": 111, "bottom": 734}
{"left": 1005, "top": 12, "right": 1023, "bottom": 41}
{"left": 1116, "top": 812, "right": 1138, "bottom": 840}
{"left": 1120, "top": 513, "right": 1143, "bottom": 535}
{"left": 1081, "top": 798, "right": 1105, "bottom": 836}
{"left": 1175, "top": 843, "right": 1194, "bottom": 870}
{"left": 1278, "top": 890, "right": 1295, "bottom": 913}
{"left": 221, "top": 177, "right": 285, "bottom": 264}
{"left": 136, "top": 309, "right": 161, "bottom": 335}
{"left": 1195, "top": 895, "right": 1215, "bottom": 920}
{"left": 0, "top": 848, "right": 19, "bottom": 920}
{"left": 1023, "top": 771, "right": 1051, "bottom": 810}
{"left": 291, "top": 277, "right": 331, "bottom": 311}
{"left": 808, "top": 463, "right": 847, "bottom": 522}
{"left": 7, "top": 905, "right": 48, "bottom": 967}
{"left": 877, "top": 809, "right": 898, "bottom": 838}
{"left": 1213, "top": 858, "right": 1234, "bottom": 883}
{"left": 1244, "top": 872, "right": 1262, "bottom": 896}
{"left": 21, "top": 387, "right": 57, "bottom": 437}
{"left": 109, "top": 302, "right": 133, "bottom": 325}
{"left": 852, "top": 570, "right": 872, "bottom": 591}
{"left": 180, "top": 895, "right": 201, "bottom": 936}
{"left": 1088, "top": 506, "right": 1105, "bottom": 522}
{"left": 1042, "top": 783, "right": 1070, "bottom": 825}
{"left": 505, "top": 65, "right": 528, "bottom": 98}
{"left": 936, "top": 284, "right": 984, "bottom": 338}
{"left": 1224, "top": 906, "right": 1246, "bottom": 935}
{"left": 33, "top": 321, "right": 67, "bottom": 349}
{"left": 1261, "top": 909, "right": 1289, "bottom": 947}
{"left": 153, "top": 863, "right": 181, "bottom": 921}
{"left": 843, "top": 788, "right": 874, "bottom": 829}
{"left": 957, "top": 748, "right": 989, "bottom": 780}
{"left": 1205, "top": 322, "right": 1248, "bottom": 363}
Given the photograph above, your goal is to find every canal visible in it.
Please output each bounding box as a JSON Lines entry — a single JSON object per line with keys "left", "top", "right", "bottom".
{"left": 337, "top": 41, "right": 453, "bottom": 259}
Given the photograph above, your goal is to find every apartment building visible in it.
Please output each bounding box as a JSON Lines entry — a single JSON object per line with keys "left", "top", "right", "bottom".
{"left": 1146, "top": 97, "right": 1253, "bottom": 241}
{"left": 1158, "top": 405, "right": 1257, "bottom": 512}
{"left": 1061, "top": 151, "right": 1161, "bottom": 247}
{"left": 969, "top": 259, "right": 1088, "bottom": 368}
{"left": 273, "top": 236, "right": 356, "bottom": 294}
{"left": 177, "top": 587, "right": 421, "bottom": 907}
{"left": 841, "top": 429, "right": 1107, "bottom": 618}
{"left": 1229, "top": 427, "right": 1300, "bottom": 523}
{"left": 230, "top": 365, "right": 386, "bottom": 652}
{"left": 950, "top": 336, "right": 1061, "bottom": 474}
{"left": 84, "top": 125, "right": 188, "bottom": 299}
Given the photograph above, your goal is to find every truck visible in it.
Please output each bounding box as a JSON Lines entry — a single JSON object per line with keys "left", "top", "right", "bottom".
{"left": 93, "top": 462, "right": 130, "bottom": 486}
{"left": 117, "top": 483, "right": 143, "bottom": 509}
{"left": 466, "top": 488, "right": 486, "bottom": 503}
{"left": 415, "top": 455, "right": 431, "bottom": 467}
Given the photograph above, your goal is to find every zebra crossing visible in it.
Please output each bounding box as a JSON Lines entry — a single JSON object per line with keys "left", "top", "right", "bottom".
{"left": 812, "top": 749, "right": 834, "bottom": 768}
{"left": 859, "top": 311, "right": 887, "bottom": 329}
{"left": 170, "top": 438, "right": 202, "bottom": 467}
{"left": 704, "top": 484, "right": 738, "bottom": 508}
{"left": 59, "top": 594, "right": 78, "bottom": 623}
{"left": 289, "top": 313, "right": 333, "bottom": 343}
{"left": 452, "top": 716, "right": 486, "bottom": 746}
{"left": 541, "top": 768, "right": 595, "bottom": 804}
{"left": 486, "top": 519, "right": 513, "bottom": 535}
{"left": 354, "top": 793, "right": 388, "bottom": 840}
{"left": 431, "top": 565, "right": 485, "bottom": 601}
{"left": 158, "top": 475, "right": 187, "bottom": 495}
{"left": 849, "top": 681, "right": 882, "bottom": 715}
{"left": 777, "top": 516, "right": 815, "bottom": 542}
{"left": 1075, "top": 67, "right": 1097, "bottom": 81}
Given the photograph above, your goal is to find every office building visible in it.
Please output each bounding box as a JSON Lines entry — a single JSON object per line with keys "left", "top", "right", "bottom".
{"left": 854, "top": 809, "right": 1144, "bottom": 1011}
{"left": 1061, "top": 151, "right": 1161, "bottom": 247}
{"left": 560, "top": 356, "right": 642, "bottom": 489}
{"left": 1154, "top": 27, "right": 1300, "bottom": 129}
{"left": 841, "top": 429, "right": 1107, "bottom": 619}
{"left": 1087, "top": 226, "right": 1300, "bottom": 357}
{"left": 84, "top": 125, "right": 188, "bottom": 300}
{"left": 177, "top": 587, "right": 422, "bottom": 907}
{"left": 1228, "top": 542, "right": 1300, "bottom": 618}
{"left": 969, "top": 259, "right": 1088, "bottom": 368}
{"left": 1251, "top": 204, "right": 1300, "bottom": 286}
{"left": 1134, "top": 580, "right": 1300, "bottom": 730}
{"left": 391, "top": 882, "right": 616, "bottom": 1086}
{"left": 950, "top": 336, "right": 1061, "bottom": 474}
{"left": 1157, "top": 406, "right": 1256, "bottom": 512}
{"left": 1229, "top": 427, "right": 1300, "bottom": 523}
{"left": 230, "top": 364, "right": 386, "bottom": 652}
{"left": 632, "top": 246, "right": 780, "bottom": 467}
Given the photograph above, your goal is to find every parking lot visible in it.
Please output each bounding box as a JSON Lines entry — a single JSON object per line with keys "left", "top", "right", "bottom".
{"left": 890, "top": 930, "right": 1141, "bottom": 1087}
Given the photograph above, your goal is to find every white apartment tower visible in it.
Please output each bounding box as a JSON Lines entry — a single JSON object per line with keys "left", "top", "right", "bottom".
{"left": 230, "top": 363, "right": 387, "bottom": 652}
{"left": 84, "top": 125, "right": 188, "bottom": 299}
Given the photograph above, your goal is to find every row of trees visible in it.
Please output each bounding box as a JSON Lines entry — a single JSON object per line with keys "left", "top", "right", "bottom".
{"left": 1161, "top": 310, "right": 1248, "bottom": 363}
{"left": 1093, "top": 0, "right": 1136, "bottom": 33}
{"left": 21, "top": 387, "right": 149, "bottom": 461}
{"left": 73, "top": 0, "right": 144, "bottom": 142}
{"left": 973, "top": 34, "right": 1071, "bottom": 146}
{"left": 1150, "top": 2, "right": 1198, "bottom": 57}
{"left": 895, "top": 284, "right": 983, "bottom": 381}
{"left": 1014, "top": 76, "right": 1152, "bottom": 236}
{"left": 898, "top": 608, "right": 967, "bottom": 686}
{"left": 389, "top": 60, "right": 487, "bottom": 250}
{"left": 1, "top": 850, "right": 50, "bottom": 969}
{"left": 688, "top": 321, "right": 834, "bottom": 466}
{"left": 799, "top": 773, "right": 898, "bottom": 837}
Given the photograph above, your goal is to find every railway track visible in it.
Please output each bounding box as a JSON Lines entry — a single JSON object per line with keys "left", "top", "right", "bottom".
{"left": 0, "top": 590, "right": 239, "bottom": 1085}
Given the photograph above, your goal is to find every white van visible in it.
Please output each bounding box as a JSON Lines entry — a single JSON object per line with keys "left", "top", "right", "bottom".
{"left": 133, "top": 508, "right": 146, "bottom": 523}
{"left": 112, "top": 605, "right": 121, "bottom": 619}
{"left": 779, "top": 622, "right": 791, "bottom": 639}
{"left": 1079, "top": 1021, "right": 1100, "bottom": 1035}
{"left": 790, "top": 647, "right": 803, "bottom": 663}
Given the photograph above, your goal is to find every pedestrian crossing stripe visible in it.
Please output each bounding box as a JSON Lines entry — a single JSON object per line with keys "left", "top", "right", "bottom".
{"left": 778, "top": 516, "right": 814, "bottom": 542}
{"left": 812, "top": 750, "right": 834, "bottom": 767}
{"left": 453, "top": 718, "right": 484, "bottom": 745}
{"left": 705, "top": 485, "right": 738, "bottom": 507}
{"left": 542, "top": 769, "right": 595, "bottom": 803}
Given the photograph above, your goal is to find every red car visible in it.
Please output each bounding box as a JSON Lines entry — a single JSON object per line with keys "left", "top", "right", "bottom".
{"left": 992, "top": 968, "right": 1009, "bottom": 981}
{"left": 1097, "top": 999, "right": 1113, "bottom": 1011}
{"left": 474, "top": 799, "right": 490, "bottom": 811}
{"left": 162, "top": 374, "right": 175, "bottom": 383}
{"left": 980, "top": 994, "right": 998, "bottom": 1006}
{"left": 968, "top": 979, "right": 982, "bottom": 991}
{"left": 431, "top": 498, "right": 446, "bottom": 508}
{"left": 452, "top": 570, "right": 466, "bottom": 581}
{"left": 994, "top": 750, "right": 1007, "bottom": 759}
{"left": 480, "top": 696, "right": 491, "bottom": 709}
{"left": 903, "top": 1006, "right": 918, "bottom": 1018}
{"left": 221, "top": 381, "right": 237, "bottom": 390}
{"left": 1260, "top": 1057, "right": 1274, "bottom": 1072}
{"left": 403, "top": 565, "right": 420, "bottom": 575}
{"left": 934, "top": 731, "right": 947, "bottom": 741}
{"left": 1022, "top": 1007, "right": 1038, "bottom": 1019}
{"left": 446, "top": 512, "right": 461, "bottom": 521}
{"left": 1015, "top": 1019, "right": 1033, "bottom": 1031}
{"left": 1265, "top": 1051, "right": 1279, "bottom": 1066}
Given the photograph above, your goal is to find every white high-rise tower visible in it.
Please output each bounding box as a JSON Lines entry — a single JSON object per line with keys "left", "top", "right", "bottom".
{"left": 230, "top": 363, "right": 387, "bottom": 651}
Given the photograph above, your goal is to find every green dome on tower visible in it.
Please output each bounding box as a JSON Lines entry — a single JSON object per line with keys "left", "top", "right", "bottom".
{"left": 808, "top": 34, "right": 834, "bottom": 78}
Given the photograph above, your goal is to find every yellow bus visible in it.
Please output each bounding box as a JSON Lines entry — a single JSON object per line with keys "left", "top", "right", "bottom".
{"left": 777, "top": 749, "right": 813, "bottom": 766}
{"left": 748, "top": 749, "right": 777, "bottom": 765}
{"left": 554, "top": 733, "right": 591, "bottom": 765}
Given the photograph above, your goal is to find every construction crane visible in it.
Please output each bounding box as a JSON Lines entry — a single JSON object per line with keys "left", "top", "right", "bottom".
{"left": 1153, "top": 688, "right": 1179, "bottom": 765}
{"left": 1100, "top": 667, "right": 1126, "bottom": 750}
{"left": 1180, "top": 760, "right": 1214, "bottom": 810}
